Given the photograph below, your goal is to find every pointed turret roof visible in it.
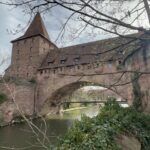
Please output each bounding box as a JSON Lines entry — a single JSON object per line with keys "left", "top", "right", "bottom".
{"left": 12, "top": 12, "right": 50, "bottom": 42}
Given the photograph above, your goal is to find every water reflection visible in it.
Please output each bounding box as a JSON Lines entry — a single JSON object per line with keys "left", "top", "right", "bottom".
{"left": 0, "top": 106, "right": 100, "bottom": 150}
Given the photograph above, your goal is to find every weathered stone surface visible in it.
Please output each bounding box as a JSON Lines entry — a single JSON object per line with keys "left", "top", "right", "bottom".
{"left": 0, "top": 81, "right": 35, "bottom": 125}
{"left": 116, "top": 134, "right": 141, "bottom": 150}
{"left": 0, "top": 101, "right": 17, "bottom": 125}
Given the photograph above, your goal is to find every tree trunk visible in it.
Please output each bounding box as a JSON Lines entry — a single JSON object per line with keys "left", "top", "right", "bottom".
{"left": 143, "top": 0, "right": 150, "bottom": 25}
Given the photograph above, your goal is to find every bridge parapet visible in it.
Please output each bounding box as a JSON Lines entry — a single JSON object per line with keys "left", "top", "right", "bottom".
{"left": 37, "top": 61, "right": 117, "bottom": 81}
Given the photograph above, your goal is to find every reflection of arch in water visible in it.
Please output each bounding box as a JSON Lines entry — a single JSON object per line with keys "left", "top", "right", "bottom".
{"left": 40, "top": 81, "right": 128, "bottom": 114}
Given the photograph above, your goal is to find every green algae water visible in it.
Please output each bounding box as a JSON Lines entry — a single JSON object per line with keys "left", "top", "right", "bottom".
{"left": 0, "top": 106, "right": 100, "bottom": 150}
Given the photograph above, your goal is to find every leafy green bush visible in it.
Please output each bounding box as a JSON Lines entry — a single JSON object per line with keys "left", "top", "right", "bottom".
{"left": 0, "top": 93, "right": 7, "bottom": 104}
{"left": 55, "top": 98, "right": 150, "bottom": 150}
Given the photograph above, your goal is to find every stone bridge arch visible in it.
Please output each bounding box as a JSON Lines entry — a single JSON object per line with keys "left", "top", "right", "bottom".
{"left": 36, "top": 72, "right": 133, "bottom": 115}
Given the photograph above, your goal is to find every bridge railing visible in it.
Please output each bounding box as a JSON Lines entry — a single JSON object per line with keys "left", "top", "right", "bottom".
{"left": 59, "top": 100, "right": 128, "bottom": 105}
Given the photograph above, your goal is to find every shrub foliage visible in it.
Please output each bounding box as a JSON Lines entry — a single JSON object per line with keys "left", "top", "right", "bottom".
{"left": 55, "top": 98, "right": 150, "bottom": 150}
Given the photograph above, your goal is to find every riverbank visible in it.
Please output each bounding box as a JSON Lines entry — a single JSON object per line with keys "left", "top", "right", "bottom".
{"left": 0, "top": 105, "right": 100, "bottom": 150}
{"left": 0, "top": 114, "right": 40, "bottom": 128}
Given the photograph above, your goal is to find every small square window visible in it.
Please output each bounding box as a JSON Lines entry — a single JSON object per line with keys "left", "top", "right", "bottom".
{"left": 48, "top": 62, "right": 53, "bottom": 65}
{"left": 74, "top": 57, "right": 80, "bottom": 62}
{"left": 95, "top": 54, "right": 99, "bottom": 59}
{"left": 61, "top": 60, "right": 66, "bottom": 64}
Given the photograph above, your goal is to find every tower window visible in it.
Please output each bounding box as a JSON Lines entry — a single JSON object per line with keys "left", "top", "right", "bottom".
{"left": 29, "top": 56, "right": 32, "bottom": 60}
{"left": 43, "top": 48, "right": 45, "bottom": 53}
{"left": 95, "top": 54, "right": 99, "bottom": 59}
{"left": 30, "top": 47, "right": 32, "bottom": 52}
{"left": 17, "top": 49, "right": 19, "bottom": 54}
{"left": 61, "top": 60, "right": 66, "bottom": 64}
{"left": 77, "top": 66, "right": 80, "bottom": 69}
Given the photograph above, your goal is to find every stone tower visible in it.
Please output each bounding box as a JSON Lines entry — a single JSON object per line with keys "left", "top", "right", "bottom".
{"left": 5, "top": 12, "right": 56, "bottom": 79}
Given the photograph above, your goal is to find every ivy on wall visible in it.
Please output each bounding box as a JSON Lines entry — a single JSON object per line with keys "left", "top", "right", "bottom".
{"left": 132, "top": 72, "right": 143, "bottom": 112}
{"left": 0, "top": 93, "right": 7, "bottom": 104}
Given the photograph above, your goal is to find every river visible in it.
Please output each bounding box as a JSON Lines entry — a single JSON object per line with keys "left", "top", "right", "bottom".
{"left": 0, "top": 105, "right": 100, "bottom": 150}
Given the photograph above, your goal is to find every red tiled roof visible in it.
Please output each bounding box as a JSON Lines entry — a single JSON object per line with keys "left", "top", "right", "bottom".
{"left": 39, "top": 33, "right": 142, "bottom": 70}
{"left": 12, "top": 12, "right": 50, "bottom": 42}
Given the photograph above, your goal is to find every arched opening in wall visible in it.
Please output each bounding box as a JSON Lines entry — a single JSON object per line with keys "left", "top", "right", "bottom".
{"left": 42, "top": 81, "right": 129, "bottom": 118}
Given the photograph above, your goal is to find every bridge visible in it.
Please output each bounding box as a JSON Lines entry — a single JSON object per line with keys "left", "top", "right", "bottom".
{"left": 35, "top": 36, "right": 150, "bottom": 115}
{"left": 1, "top": 13, "right": 150, "bottom": 121}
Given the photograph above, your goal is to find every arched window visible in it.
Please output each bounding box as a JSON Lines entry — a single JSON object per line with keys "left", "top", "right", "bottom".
{"left": 17, "top": 49, "right": 19, "bottom": 54}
